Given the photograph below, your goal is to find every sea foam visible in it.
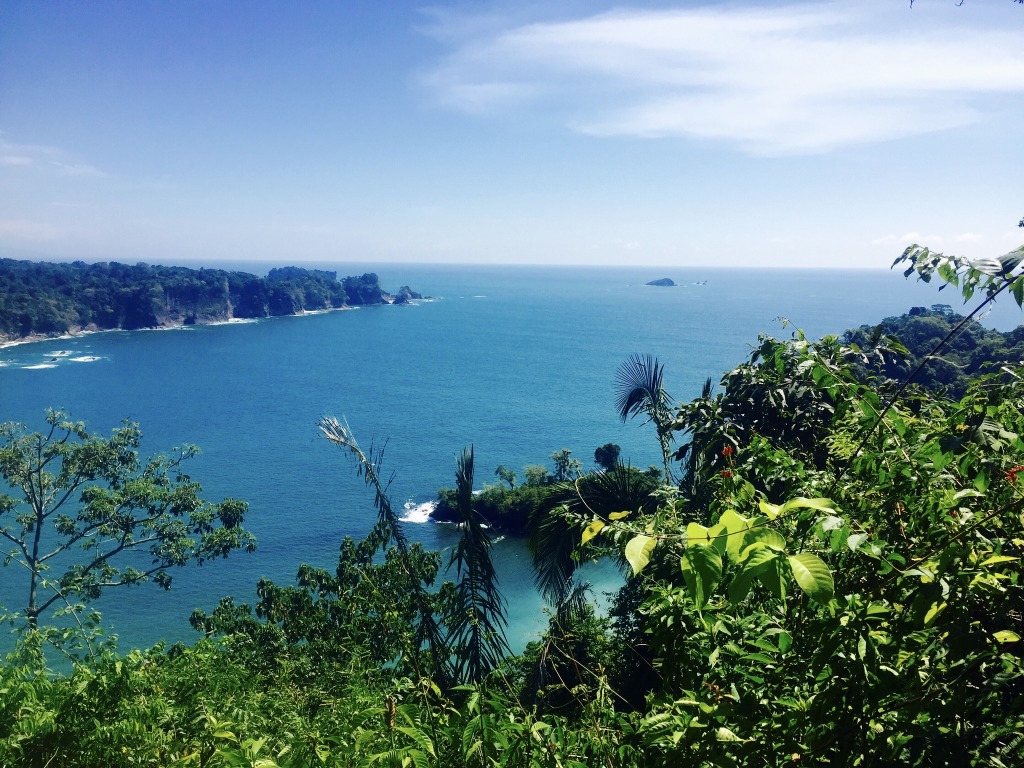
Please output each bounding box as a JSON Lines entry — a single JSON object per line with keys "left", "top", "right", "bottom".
{"left": 400, "top": 501, "right": 436, "bottom": 523}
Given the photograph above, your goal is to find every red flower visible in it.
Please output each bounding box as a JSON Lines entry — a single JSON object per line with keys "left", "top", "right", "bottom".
{"left": 721, "top": 470, "right": 733, "bottom": 478}
{"left": 722, "top": 445, "right": 734, "bottom": 458}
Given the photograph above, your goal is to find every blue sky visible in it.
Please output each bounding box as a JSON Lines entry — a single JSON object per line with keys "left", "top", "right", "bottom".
{"left": 1, "top": 0, "right": 1021, "bottom": 268}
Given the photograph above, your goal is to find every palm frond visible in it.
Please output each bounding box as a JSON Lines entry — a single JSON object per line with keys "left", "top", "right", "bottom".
{"left": 318, "top": 416, "right": 450, "bottom": 683}
{"left": 614, "top": 354, "right": 669, "bottom": 422}
{"left": 445, "top": 446, "right": 511, "bottom": 683}
{"left": 528, "top": 465, "right": 660, "bottom": 604}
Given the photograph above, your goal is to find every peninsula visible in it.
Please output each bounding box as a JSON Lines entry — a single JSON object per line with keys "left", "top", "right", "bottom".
{"left": 0, "top": 258, "right": 423, "bottom": 347}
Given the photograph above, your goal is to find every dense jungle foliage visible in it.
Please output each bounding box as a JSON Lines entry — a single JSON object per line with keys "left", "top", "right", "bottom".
{"left": 2, "top": 243, "right": 1024, "bottom": 767}
{"left": 843, "top": 304, "right": 1024, "bottom": 398}
{"left": 0, "top": 258, "right": 417, "bottom": 343}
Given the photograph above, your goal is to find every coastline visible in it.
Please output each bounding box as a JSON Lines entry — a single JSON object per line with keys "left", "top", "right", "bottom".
{"left": 0, "top": 303, "right": 379, "bottom": 351}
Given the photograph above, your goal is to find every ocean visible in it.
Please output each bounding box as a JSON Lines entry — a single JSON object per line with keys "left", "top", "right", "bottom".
{"left": 1, "top": 263, "right": 1021, "bottom": 654}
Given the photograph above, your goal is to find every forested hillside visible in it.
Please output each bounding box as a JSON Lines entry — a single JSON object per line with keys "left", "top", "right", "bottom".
{"left": 842, "top": 304, "right": 1024, "bottom": 397}
{"left": 0, "top": 259, "right": 420, "bottom": 344}
{"left": 2, "top": 244, "right": 1023, "bottom": 767}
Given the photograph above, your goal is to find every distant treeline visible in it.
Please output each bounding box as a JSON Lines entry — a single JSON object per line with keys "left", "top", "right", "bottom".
{"left": 842, "top": 303, "right": 1024, "bottom": 397}
{"left": 0, "top": 258, "right": 421, "bottom": 343}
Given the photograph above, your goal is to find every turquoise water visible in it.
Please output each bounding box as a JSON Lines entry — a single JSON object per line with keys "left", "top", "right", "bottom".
{"left": 1, "top": 263, "right": 1021, "bottom": 653}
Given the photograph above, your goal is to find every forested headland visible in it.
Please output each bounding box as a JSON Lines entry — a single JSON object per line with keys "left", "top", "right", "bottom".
{"left": 0, "top": 258, "right": 423, "bottom": 346}
{"left": 2, "top": 243, "right": 1024, "bottom": 767}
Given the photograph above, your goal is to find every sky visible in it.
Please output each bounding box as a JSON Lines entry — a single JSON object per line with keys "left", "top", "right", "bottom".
{"left": 0, "top": 0, "right": 1022, "bottom": 269}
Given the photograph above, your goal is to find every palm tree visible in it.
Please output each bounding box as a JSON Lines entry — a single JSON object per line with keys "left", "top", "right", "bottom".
{"left": 446, "top": 446, "right": 510, "bottom": 684}
{"left": 614, "top": 354, "right": 675, "bottom": 484}
{"left": 527, "top": 463, "right": 660, "bottom": 605}
{"left": 318, "top": 416, "right": 450, "bottom": 683}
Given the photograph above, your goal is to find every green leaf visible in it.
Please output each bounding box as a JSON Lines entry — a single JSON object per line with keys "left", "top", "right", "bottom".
{"left": 745, "top": 527, "right": 786, "bottom": 554}
{"left": 777, "top": 630, "right": 792, "bottom": 654}
{"left": 969, "top": 256, "right": 1004, "bottom": 276}
{"left": 685, "top": 522, "right": 712, "bottom": 545}
{"left": 923, "top": 600, "right": 946, "bottom": 627}
{"left": 625, "top": 534, "right": 656, "bottom": 575}
{"left": 980, "top": 555, "right": 1018, "bottom": 567}
{"left": 717, "top": 509, "right": 754, "bottom": 561}
{"left": 781, "top": 497, "right": 837, "bottom": 515}
{"left": 581, "top": 520, "right": 605, "bottom": 546}
{"left": 1013, "top": 276, "right": 1024, "bottom": 307}
{"left": 716, "top": 726, "right": 745, "bottom": 742}
{"left": 396, "top": 727, "right": 436, "bottom": 758}
{"left": 729, "top": 546, "right": 781, "bottom": 604}
{"left": 608, "top": 511, "right": 630, "bottom": 521}
{"left": 681, "top": 544, "right": 723, "bottom": 607}
{"left": 846, "top": 533, "right": 868, "bottom": 552}
{"left": 993, "top": 630, "right": 1020, "bottom": 643}
{"left": 788, "top": 553, "right": 834, "bottom": 603}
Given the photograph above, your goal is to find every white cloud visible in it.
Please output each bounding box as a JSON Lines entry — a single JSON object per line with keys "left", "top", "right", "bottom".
{"left": 0, "top": 219, "right": 60, "bottom": 241}
{"left": 871, "top": 232, "right": 942, "bottom": 247}
{"left": 422, "top": 2, "right": 1024, "bottom": 155}
{"left": 955, "top": 232, "right": 984, "bottom": 243}
{"left": 47, "top": 160, "right": 104, "bottom": 177}
{"left": 0, "top": 134, "right": 105, "bottom": 177}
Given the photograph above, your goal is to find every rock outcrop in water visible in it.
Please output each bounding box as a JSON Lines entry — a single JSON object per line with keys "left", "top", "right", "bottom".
{"left": 646, "top": 277, "right": 676, "bottom": 286}
{"left": 0, "top": 258, "right": 422, "bottom": 345}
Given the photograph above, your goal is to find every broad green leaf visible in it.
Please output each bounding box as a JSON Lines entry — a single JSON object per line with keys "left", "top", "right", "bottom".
{"left": 777, "top": 630, "right": 792, "bottom": 654}
{"left": 726, "top": 543, "right": 780, "bottom": 604}
{"left": 923, "top": 600, "right": 946, "bottom": 627}
{"left": 820, "top": 515, "right": 844, "bottom": 532}
{"left": 759, "top": 500, "right": 783, "bottom": 520}
{"left": 608, "top": 511, "right": 630, "bottom": 521}
{"left": 396, "top": 727, "right": 436, "bottom": 758}
{"left": 999, "top": 245, "right": 1024, "bottom": 272}
{"left": 788, "top": 553, "right": 834, "bottom": 603}
{"left": 746, "top": 527, "right": 787, "bottom": 554}
{"left": 846, "top": 532, "right": 868, "bottom": 552}
{"left": 729, "top": 568, "right": 757, "bottom": 604}
{"left": 625, "top": 534, "right": 656, "bottom": 575}
{"left": 681, "top": 544, "right": 723, "bottom": 607}
{"left": 717, "top": 509, "right": 754, "bottom": 561}
{"left": 980, "top": 555, "right": 1018, "bottom": 567}
{"left": 739, "top": 542, "right": 782, "bottom": 569}
{"left": 686, "top": 522, "right": 712, "bottom": 545}
{"left": 759, "top": 559, "right": 788, "bottom": 602}
{"left": 993, "top": 630, "right": 1020, "bottom": 643}
{"left": 716, "top": 727, "right": 744, "bottom": 742}
{"left": 581, "top": 520, "right": 605, "bottom": 546}
{"left": 969, "top": 256, "right": 1004, "bottom": 276}
{"left": 781, "top": 497, "right": 837, "bottom": 515}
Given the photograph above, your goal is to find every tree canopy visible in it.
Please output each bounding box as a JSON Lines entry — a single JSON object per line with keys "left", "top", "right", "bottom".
{"left": 0, "top": 410, "right": 256, "bottom": 628}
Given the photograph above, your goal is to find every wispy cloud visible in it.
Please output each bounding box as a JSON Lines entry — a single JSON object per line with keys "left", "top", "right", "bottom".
{"left": 421, "top": 2, "right": 1024, "bottom": 155}
{"left": 0, "top": 218, "right": 60, "bottom": 241}
{"left": 955, "top": 232, "right": 984, "bottom": 243}
{"left": 0, "top": 134, "right": 105, "bottom": 177}
{"left": 871, "top": 232, "right": 942, "bottom": 247}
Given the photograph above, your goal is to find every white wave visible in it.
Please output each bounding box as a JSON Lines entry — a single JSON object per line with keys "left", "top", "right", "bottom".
{"left": 400, "top": 500, "right": 437, "bottom": 523}
{"left": 23, "top": 363, "right": 57, "bottom": 369}
{"left": 50, "top": 350, "right": 72, "bottom": 357}
{"left": 70, "top": 356, "right": 101, "bottom": 362}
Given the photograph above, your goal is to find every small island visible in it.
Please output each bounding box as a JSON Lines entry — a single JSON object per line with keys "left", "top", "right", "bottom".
{"left": 645, "top": 277, "right": 675, "bottom": 286}
{"left": 0, "top": 258, "right": 424, "bottom": 347}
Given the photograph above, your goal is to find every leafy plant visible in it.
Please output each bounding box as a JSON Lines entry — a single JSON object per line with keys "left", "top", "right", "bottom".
{"left": 0, "top": 410, "right": 255, "bottom": 630}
